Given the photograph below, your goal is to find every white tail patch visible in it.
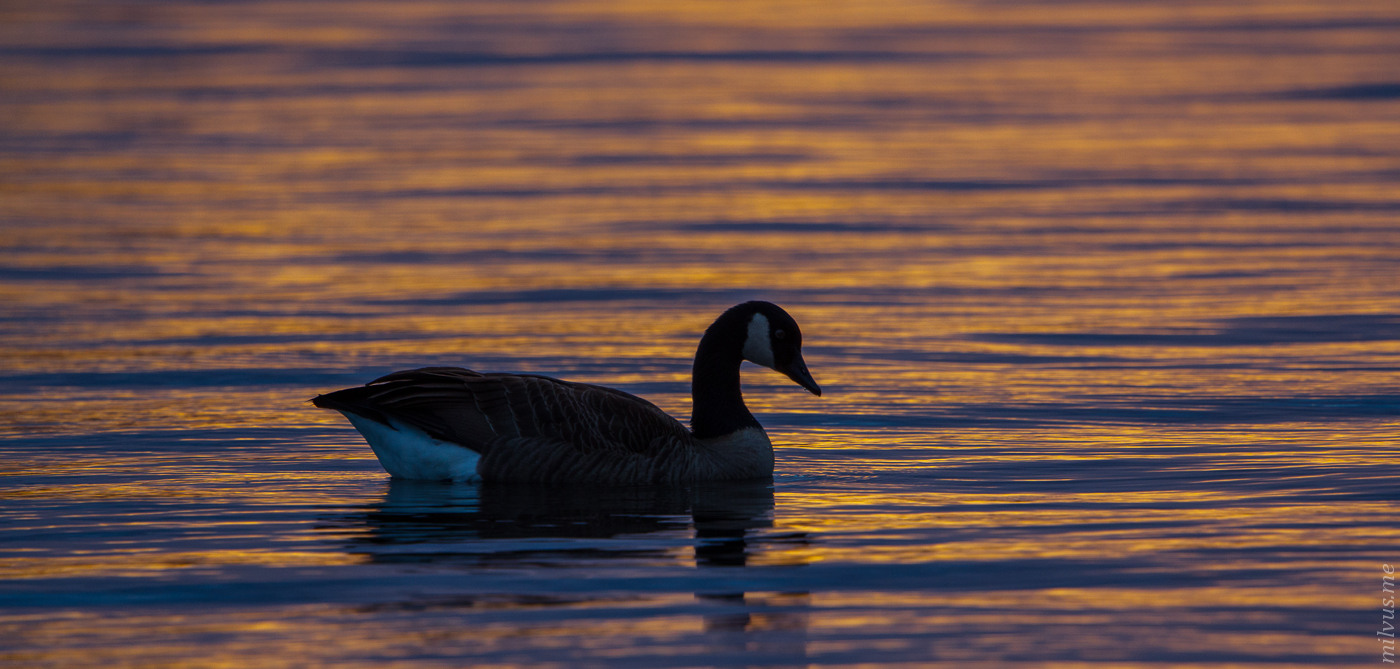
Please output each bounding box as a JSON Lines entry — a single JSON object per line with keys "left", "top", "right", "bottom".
{"left": 343, "top": 412, "right": 480, "bottom": 481}
{"left": 742, "top": 312, "right": 776, "bottom": 369}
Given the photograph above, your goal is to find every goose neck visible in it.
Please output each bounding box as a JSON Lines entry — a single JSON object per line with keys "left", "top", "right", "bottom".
{"left": 690, "top": 329, "right": 760, "bottom": 439}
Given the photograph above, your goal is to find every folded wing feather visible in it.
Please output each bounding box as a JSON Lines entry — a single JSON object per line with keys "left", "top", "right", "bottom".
{"left": 337, "top": 367, "right": 692, "bottom": 456}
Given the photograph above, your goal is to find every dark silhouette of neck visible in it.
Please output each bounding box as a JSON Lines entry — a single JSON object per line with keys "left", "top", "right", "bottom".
{"left": 690, "top": 315, "right": 761, "bottom": 440}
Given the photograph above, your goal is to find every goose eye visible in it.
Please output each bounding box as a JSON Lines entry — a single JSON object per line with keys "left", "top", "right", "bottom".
{"left": 774, "top": 329, "right": 786, "bottom": 340}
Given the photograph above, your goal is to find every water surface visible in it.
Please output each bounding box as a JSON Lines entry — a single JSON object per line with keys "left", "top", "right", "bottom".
{"left": 2, "top": 1, "right": 1399, "bottom": 666}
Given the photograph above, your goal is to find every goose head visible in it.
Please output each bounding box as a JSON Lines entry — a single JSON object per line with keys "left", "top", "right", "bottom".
{"left": 734, "top": 301, "right": 822, "bottom": 396}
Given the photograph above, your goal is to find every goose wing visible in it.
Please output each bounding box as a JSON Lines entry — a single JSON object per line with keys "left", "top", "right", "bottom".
{"left": 314, "top": 366, "right": 692, "bottom": 458}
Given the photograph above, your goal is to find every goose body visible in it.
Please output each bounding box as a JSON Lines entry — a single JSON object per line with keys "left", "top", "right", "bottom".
{"left": 312, "top": 301, "right": 821, "bottom": 484}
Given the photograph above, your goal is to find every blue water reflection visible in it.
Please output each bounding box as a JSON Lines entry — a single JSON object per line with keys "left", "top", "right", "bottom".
{"left": 3, "top": 0, "right": 1399, "bottom": 665}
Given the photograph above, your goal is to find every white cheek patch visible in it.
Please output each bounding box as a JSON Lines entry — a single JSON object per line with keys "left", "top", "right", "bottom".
{"left": 742, "top": 312, "right": 776, "bottom": 369}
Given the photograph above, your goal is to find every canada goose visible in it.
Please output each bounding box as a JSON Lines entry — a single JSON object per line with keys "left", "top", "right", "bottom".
{"left": 312, "top": 301, "right": 822, "bottom": 484}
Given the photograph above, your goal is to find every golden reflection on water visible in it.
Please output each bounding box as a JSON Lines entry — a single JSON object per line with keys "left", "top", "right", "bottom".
{"left": 0, "top": 586, "right": 1369, "bottom": 667}
{"left": 2, "top": 550, "right": 365, "bottom": 580}
{"left": 3, "top": 0, "right": 1400, "bottom": 665}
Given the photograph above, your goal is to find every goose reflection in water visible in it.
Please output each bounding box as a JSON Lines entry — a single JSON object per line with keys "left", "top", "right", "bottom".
{"left": 343, "top": 478, "right": 807, "bottom": 566}
{"left": 335, "top": 478, "right": 813, "bottom": 645}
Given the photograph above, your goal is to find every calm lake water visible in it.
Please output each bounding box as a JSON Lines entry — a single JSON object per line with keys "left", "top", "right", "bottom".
{"left": 3, "top": 1, "right": 1399, "bottom": 666}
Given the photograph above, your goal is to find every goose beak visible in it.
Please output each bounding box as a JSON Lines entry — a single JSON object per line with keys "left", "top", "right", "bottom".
{"left": 779, "top": 355, "right": 822, "bottom": 397}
